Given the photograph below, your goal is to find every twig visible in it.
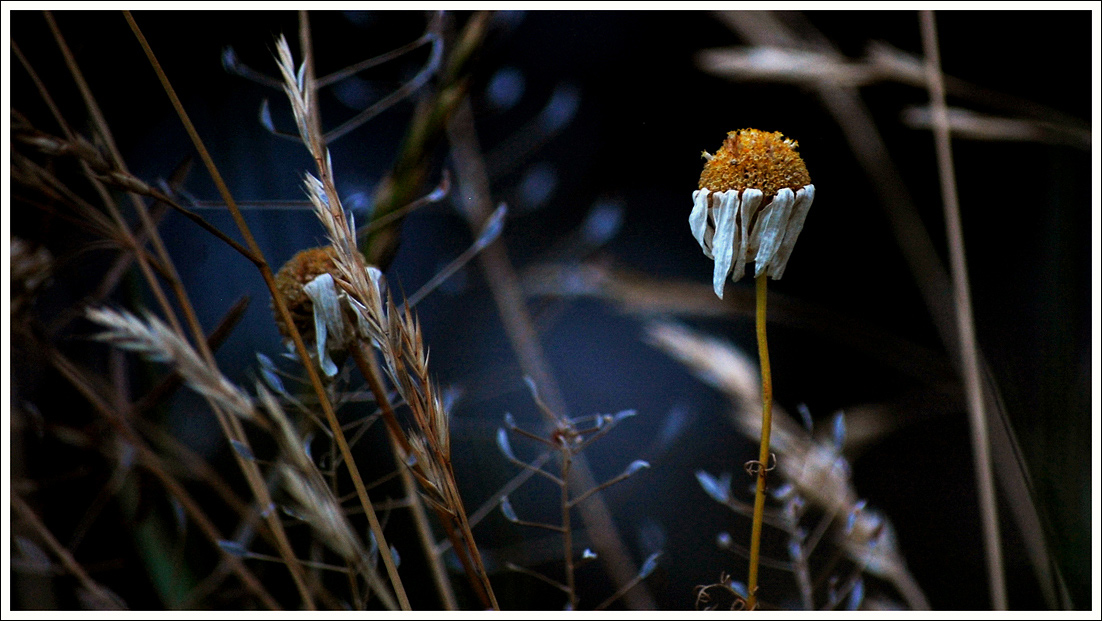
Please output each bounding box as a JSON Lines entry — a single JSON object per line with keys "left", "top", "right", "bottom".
{"left": 46, "top": 348, "right": 280, "bottom": 610}
{"left": 919, "top": 10, "right": 1005, "bottom": 610}
{"left": 389, "top": 435, "right": 460, "bottom": 610}
{"left": 447, "top": 96, "right": 657, "bottom": 609}
{"left": 362, "top": 11, "right": 491, "bottom": 269}
{"left": 49, "top": 10, "right": 314, "bottom": 608}
{"left": 125, "top": 10, "right": 388, "bottom": 609}
{"left": 13, "top": 495, "right": 127, "bottom": 610}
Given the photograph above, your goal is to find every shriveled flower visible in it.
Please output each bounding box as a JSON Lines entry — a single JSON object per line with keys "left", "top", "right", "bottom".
{"left": 690, "top": 129, "right": 815, "bottom": 298}
{"left": 273, "top": 246, "right": 350, "bottom": 376}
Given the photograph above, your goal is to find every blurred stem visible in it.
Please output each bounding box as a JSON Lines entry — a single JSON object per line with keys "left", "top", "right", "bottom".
{"left": 13, "top": 495, "right": 126, "bottom": 610}
{"left": 561, "top": 446, "right": 576, "bottom": 610}
{"left": 747, "top": 273, "right": 773, "bottom": 610}
{"left": 447, "top": 97, "right": 657, "bottom": 609}
{"left": 920, "top": 10, "right": 1005, "bottom": 610}
{"left": 390, "top": 435, "right": 459, "bottom": 611}
{"left": 349, "top": 341, "right": 493, "bottom": 609}
{"left": 126, "top": 11, "right": 403, "bottom": 609}
{"left": 361, "top": 11, "right": 491, "bottom": 269}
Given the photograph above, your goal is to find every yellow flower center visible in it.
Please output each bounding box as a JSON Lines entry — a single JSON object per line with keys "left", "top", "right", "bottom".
{"left": 698, "top": 129, "right": 811, "bottom": 199}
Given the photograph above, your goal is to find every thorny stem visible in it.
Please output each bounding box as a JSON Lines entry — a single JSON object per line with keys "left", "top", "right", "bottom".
{"left": 920, "top": 10, "right": 1006, "bottom": 610}
{"left": 125, "top": 12, "right": 409, "bottom": 609}
{"left": 747, "top": 273, "right": 774, "bottom": 610}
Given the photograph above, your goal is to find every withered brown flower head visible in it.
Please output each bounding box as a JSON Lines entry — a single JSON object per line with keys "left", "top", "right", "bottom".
{"left": 690, "top": 129, "right": 816, "bottom": 298}
{"left": 698, "top": 129, "right": 811, "bottom": 200}
{"left": 273, "top": 246, "right": 339, "bottom": 341}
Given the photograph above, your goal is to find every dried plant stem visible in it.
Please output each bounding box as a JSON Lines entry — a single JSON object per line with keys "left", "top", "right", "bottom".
{"left": 746, "top": 273, "right": 774, "bottom": 610}
{"left": 41, "top": 12, "right": 184, "bottom": 338}
{"left": 362, "top": 11, "right": 491, "bottom": 269}
{"left": 350, "top": 343, "right": 412, "bottom": 455}
{"left": 349, "top": 342, "right": 487, "bottom": 609}
{"left": 131, "top": 296, "right": 250, "bottom": 416}
{"left": 389, "top": 435, "right": 460, "bottom": 610}
{"left": 718, "top": 12, "right": 1057, "bottom": 608}
{"left": 46, "top": 348, "right": 280, "bottom": 609}
{"left": 43, "top": 12, "right": 314, "bottom": 608}
{"left": 561, "top": 449, "right": 577, "bottom": 610}
{"left": 124, "top": 12, "right": 408, "bottom": 609}
{"left": 284, "top": 12, "right": 494, "bottom": 608}
{"left": 920, "top": 10, "right": 1005, "bottom": 610}
{"left": 447, "top": 97, "right": 655, "bottom": 609}
{"left": 14, "top": 494, "right": 126, "bottom": 610}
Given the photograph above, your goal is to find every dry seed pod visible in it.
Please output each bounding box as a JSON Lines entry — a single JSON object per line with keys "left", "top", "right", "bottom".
{"left": 689, "top": 129, "right": 815, "bottom": 297}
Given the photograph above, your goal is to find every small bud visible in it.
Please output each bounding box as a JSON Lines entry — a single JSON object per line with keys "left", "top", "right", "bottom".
{"left": 695, "top": 470, "right": 731, "bottom": 504}
{"left": 500, "top": 496, "right": 518, "bottom": 522}
{"left": 624, "top": 460, "right": 650, "bottom": 476}
{"left": 496, "top": 428, "right": 516, "bottom": 461}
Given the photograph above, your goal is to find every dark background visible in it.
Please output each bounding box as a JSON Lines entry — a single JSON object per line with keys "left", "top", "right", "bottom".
{"left": 10, "top": 9, "right": 1094, "bottom": 610}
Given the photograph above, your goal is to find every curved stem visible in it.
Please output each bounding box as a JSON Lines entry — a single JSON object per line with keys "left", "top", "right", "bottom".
{"left": 747, "top": 273, "right": 773, "bottom": 610}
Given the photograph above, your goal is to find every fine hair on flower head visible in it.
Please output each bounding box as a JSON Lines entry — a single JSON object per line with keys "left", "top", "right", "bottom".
{"left": 689, "top": 128, "right": 815, "bottom": 298}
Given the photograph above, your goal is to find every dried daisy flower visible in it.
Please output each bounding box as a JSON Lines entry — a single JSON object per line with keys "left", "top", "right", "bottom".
{"left": 689, "top": 128, "right": 816, "bottom": 608}
{"left": 690, "top": 128, "right": 815, "bottom": 298}
{"left": 273, "top": 246, "right": 350, "bottom": 376}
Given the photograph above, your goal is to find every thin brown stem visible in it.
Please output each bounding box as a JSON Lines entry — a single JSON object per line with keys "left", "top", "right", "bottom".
{"left": 43, "top": 11, "right": 185, "bottom": 338}
{"left": 47, "top": 11, "right": 316, "bottom": 609}
{"left": 561, "top": 447, "right": 577, "bottom": 610}
{"left": 46, "top": 348, "right": 280, "bottom": 610}
{"left": 13, "top": 495, "right": 126, "bottom": 610}
{"left": 920, "top": 10, "right": 1005, "bottom": 610}
{"left": 130, "top": 296, "right": 250, "bottom": 417}
{"left": 124, "top": 11, "right": 405, "bottom": 609}
{"left": 390, "top": 435, "right": 460, "bottom": 610}
{"left": 447, "top": 96, "right": 656, "bottom": 609}
{"left": 351, "top": 338, "right": 497, "bottom": 607}
{"left": 349, "top": 342, "right": 411, "bottom": 456}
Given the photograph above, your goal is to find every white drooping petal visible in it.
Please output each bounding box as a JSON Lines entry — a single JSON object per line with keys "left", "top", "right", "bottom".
{"left": 732, "top": 189, "right": 762, "bottom": 283}
{"left": 768, "top": 184, "right": 815, "bottom": 279}
{"left": 741, "top": 189, "right": 765, "bottom": 256}
{"left": 303, "top": 273, "right": 345, "bottom": 377}
{"left": 710, "top": 190, "right": 740, "bottom": 298}
{"left": 753, "top": 188, "right": 794, "bottom": 277}
{"left": 689, "top": 189, "right": 713, "bottom": 258}
{"left": 703, "top": 210, "right": 715, "bottom": 256}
